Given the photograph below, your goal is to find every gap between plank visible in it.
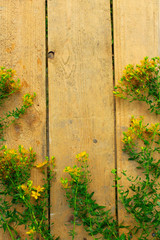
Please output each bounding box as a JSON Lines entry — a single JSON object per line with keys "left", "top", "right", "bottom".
{"left": 45, "top": 0, "right": 50, "bottom": 232}
{"left": 110, "top": 0, "right": 119, "bottom": 235}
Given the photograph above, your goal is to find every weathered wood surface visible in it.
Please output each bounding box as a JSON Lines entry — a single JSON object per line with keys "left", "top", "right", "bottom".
{"left": 48, "top": 0, "right": 115, "bottom": 239}
{"left": 1, "top": 0, "right": 160, "bottom": 239}
{"left": 113, "top": 0, "right": 160, "bottom": 237}
{"left": 0, "top": 0, "right": 46, "bottom": 239}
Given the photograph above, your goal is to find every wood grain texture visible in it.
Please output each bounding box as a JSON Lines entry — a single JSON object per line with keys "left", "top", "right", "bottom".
{"left": 113, "top": 0, "right": 160, "bottom": 237}
{"left": 48, "top": 0, "right": 115, "bottom": 239}
{"left": 0, "top": 0, "right": 46, "bottom": 239}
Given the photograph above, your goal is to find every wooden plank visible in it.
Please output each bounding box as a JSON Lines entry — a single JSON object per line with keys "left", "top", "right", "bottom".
{"left": 0, "top": 0, "right": 46, "bottom": 239}
{"left": 113, "top": 0, "right": 160, "bottom": 237}
{"left": 48, "top": 0, "right": 115, "bottom": 239}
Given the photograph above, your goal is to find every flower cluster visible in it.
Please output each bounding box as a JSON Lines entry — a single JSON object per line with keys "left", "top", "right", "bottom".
{"left": 61, "top": 165, "right": 82, "bottom": 189}
{"left": 20, "top": 180, "right": 44, "bottom": 200}
{"left": 113, "top": 57, "right": 160, "bottom": 114}
{"left": 0, "top": 67, "right": 58, "bottom": 240}
{"left": 23, "top": 93, "right": 36, "bottom": 107}
{"left": 61, "top": 153, "right": 123, "bottom": 240}
{"left": 115, "top": 116, "right": 160, "bottom": 238}
{"left": 122, "top": 116, "right": 160, "bottom": 152}
{"left": 112, "top": 57, "right": 160, "bottom": 239}
{"left": 26, "top": 227, "right": 36, "bottom": 236}
{"left": 0, "top": 144, "right": 57, "bottom": 239}
{"left": 0, "top": 67, "right": 36, "bottom": 142}
{"left": 76, "top": 151, "right": 88, "bottom": 162}
{"left": 64, "top": 166, "right": 81, "bottom": 176}
{"left": 0, "top": 145, "right": 36, "bottom": 188}
{"left": 61, "top": 152, "right": 89, "bottom": 189}
{"left": 35, "top": 156, "right": 55, "bottom": 169}
{"left": 0, "top": 67, "right": 20, "bottom": 105}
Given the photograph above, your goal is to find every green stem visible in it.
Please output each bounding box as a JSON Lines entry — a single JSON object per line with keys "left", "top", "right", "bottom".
{"left": 85, "top": 197, "right": 95, "bottom": 240}
{"left": 89, "top": 217, "right": 95, "bottom": 240}
{"left": 22, "top": 197, "right": 48, "bottom": 240}
{"left": 8, "top": 176, "right": 47, "bottom": 240}
{"left": 101, "top": 215, "right": 119, "bottom": 240}
{"left": 72, "top": 183, "right": 78, "bottom": 240}
{"left": 0, "top": 213, "right": 15, "bottom": 240}
{"left": 6, "top": 223, "right": 15, "bottom": 240}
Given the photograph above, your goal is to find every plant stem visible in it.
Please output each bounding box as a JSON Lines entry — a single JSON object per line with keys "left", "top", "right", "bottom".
{"left": 6, "top": 223, "right": 15, "bottom": 240}
{"left": 72, "top": 184, "right": 78, "bottom": 240}
{"left": 0, "top": 213, "right": 15, "bottom": 240}
{"left": 23, "top": 197, "right": 48, "bottom": 240}
{"left": 8, "top": 175, "right": 49, "bottom": 239}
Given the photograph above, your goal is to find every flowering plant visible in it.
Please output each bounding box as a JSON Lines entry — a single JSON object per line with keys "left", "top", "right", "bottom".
{"left": 112, "top": 116, "right": 160, "bottom": 239}
{"left": 61, "top": 152, "right": 126, "bottom": 240}
{"left": 113, "top": 57, "right": 160, "bottom": 114}
{"left": 0, "top": 67, "right": 20, "bottom": 104}
{"left": 0, "top": 67, "right": 36, "bottom": 141}
{"left": 0, "top": 67, "right": 58, "bottom": 240}
{"left": 0, "top": 145, "right": 57, "bottom": 240}
{"left": 113, "top": 57, "right": 160, "bottom": 239}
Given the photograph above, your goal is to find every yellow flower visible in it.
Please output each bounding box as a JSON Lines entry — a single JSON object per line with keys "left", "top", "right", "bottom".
{"left": 8, "top": 149, "right": 16, "bottom": 155}
{"left": 61, "top": 178, "right": 71, "bottom": 188}
{"left": 23, "top": 94, "right": 35, "bottom": 106}
{"left": 35, "top": 160, "right": 48, "bottom": 168}
{"left": 21, "top": 184, "right": 27, "bottom": 191}
{"left": 31, "top": 191, "right": 40, "bottom": 199}
{"left": 21, "top": 149, "right": 27, "bottom": 154}
{"left": 35, "top": 185, "right": 44, "bottom": 192}
{"left": 76, "top": 151, "right": 88, "bottom": 162}
{"left": 21, "top": 184, "right": 30, "bottom": 194}
{"left": 28, "top": 99, "right": 33, "bottom": 104}
{"left": 64, "top": 166, "right": 72, "bottom": 172}
{"left": 72, "top": 168, "right": 81, "bottom": 176}
{"left": 148, "top": 123, "right": 160, "bottom": 134}
{"left": 76, "top": 151, "right": 87, "bottom": 159}
{"left": 63, "top": 182, "right": 71, "bottom": 188}
{"left": 26, "top": 227, "right": 36, "bottom": 235}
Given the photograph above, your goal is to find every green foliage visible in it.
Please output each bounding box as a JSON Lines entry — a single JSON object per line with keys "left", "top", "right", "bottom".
{"left": 0, "top": 145, "right": 57, "bottom": 240}
{"left": 0, "top": 67, "right": 58, "bottom": 240}
{"left": 115, "top": 116, "right": 160, "bottom": 239}
{"left": 113, "top": 57, "right": 160, "bottom": 239}
{"left": 61, "top": 152, "right": 127, "bottom": 240}
{"left": 113, "top": 57, "right": 160, "bottom": 114}
{"left": 0, "top": 67, "right": 36, "bottom": 141}
{"left": 0, "top": 67, "right": 20, "bottom": 104}
{"left": 0, "top": 145, "right": 36, "bottom": 192}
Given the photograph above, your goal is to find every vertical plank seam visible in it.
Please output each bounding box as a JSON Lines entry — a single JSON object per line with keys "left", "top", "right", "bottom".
{"left": 45, "top": 0, "right": 50, "bottom": 232}
{"left": 110, "top": 0, "right": 119, "bottom": 233}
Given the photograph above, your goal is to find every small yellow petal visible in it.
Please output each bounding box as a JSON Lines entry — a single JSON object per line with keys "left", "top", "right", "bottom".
{"left": 31, "top": 191, "right": 40, "bottom": 199}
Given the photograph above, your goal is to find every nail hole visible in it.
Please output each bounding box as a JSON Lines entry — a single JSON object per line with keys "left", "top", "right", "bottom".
{"left": 93, "top": 139, "right": 97, "bottom": 143}
{"left": 48, "top": 51, "right": 55, "bottom": 59}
